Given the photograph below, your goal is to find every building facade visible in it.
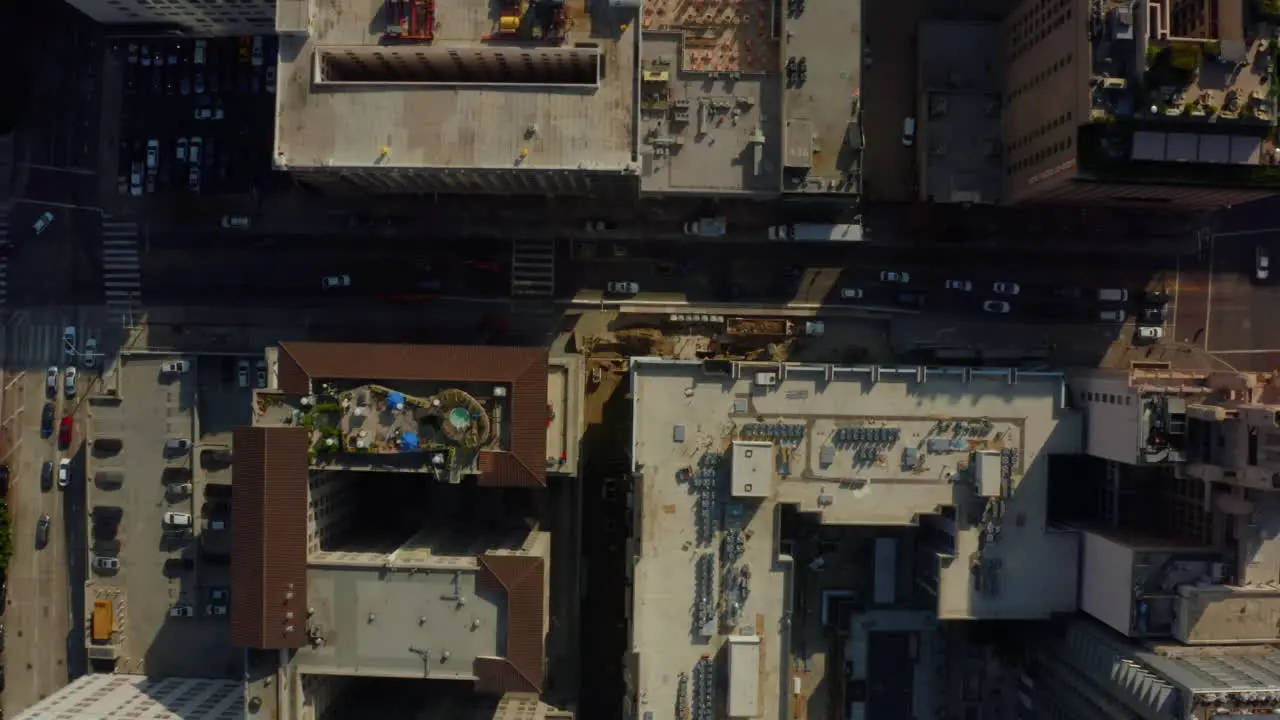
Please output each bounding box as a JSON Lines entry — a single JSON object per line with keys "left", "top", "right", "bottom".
{"left": 63, "top": 0, "right": 274, "bottom": 33}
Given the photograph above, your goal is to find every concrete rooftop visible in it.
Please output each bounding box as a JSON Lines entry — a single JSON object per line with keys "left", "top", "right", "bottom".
{"left": 274, "top": 0, "right": 636, "bottom": 171}
{"left": 630, "top": 360, "right": 1081, "bottom": 628}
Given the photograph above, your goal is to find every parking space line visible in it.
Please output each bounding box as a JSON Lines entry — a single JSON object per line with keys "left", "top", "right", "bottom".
{"left": 1204, "top": 233, "right": 1216, "bottom": 351}
{"left": 1169, "top": 253, "right": 1179, "bottom": 341}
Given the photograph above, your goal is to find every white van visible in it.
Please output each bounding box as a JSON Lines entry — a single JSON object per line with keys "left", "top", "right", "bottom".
{"left": 1097, "top": 288, "right": 1128, "bottom": 302}
{"left": 902, "top": 117, "right": 916, "bottom": 147}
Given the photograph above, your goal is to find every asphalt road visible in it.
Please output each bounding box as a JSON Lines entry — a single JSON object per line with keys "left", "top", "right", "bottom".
{"left": 140, "top": 232, "right": 511, "bottom": 306}
{"left": 4, "top": 203, "right": 104, "bottom": 309}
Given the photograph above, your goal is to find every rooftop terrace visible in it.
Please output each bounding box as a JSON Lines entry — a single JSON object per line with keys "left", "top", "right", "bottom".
{"left": 274, "top": 0, "right": 636, "bottom": 171}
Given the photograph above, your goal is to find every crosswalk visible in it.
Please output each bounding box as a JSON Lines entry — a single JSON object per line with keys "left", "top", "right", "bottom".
{"left": 102, "top": 219, "right": 142, "bottom": 326}
{"left": 4, "top": 318, "right": 104, "bottom": 369}
{"left": 511, "top": 237, "right": 556, "bottom": 298}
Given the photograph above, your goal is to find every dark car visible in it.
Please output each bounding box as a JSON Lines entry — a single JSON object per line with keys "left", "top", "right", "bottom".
{"left": 1053, "top": 286, "right": 1082, "bottom": 300}
{"left": 58, "top": 416, "right": 73, "bottom": 448}
{"left": 896, "top": 292, "right": 927, "bottom": 309}
{"left": 40, "top": 403, "right": 54, "bottom": 438}
{"left": 35, "top": 514, "right": 51, "bottom": 548}
{"left": 40, "top": 462, "right": 53, "bottom": 492}
{"left": 1141, "top": 306, "right": 1166, "bottom": 323}
{"left": 0, "top": 464, "right": 8, "bottom": 496}
{"left": 1145, "top": 289, "right": 1169, "bottom": 304}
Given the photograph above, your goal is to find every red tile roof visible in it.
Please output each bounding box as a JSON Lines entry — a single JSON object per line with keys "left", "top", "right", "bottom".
{"left": 276, "top": 342, "right": 549, "bottom": 487}
{"left": 475, "top": 553, "right": 547, "bottom": 694}
{"left": 229, "top": 425, "right": 310, "bottom": 649}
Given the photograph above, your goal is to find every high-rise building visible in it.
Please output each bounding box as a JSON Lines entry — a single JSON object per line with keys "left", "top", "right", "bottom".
{"left": 62, "top": 0, "right": 274, "bottom": 34}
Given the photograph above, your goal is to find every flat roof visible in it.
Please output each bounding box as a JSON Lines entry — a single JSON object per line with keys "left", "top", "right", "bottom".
{"left": 14, "top": 674, "right": 243, "bottom": 720}
{"left": 630, "top": 360, "right": 1082, "bottom": 623}
{"left": 274, "top": 0, "right": 636, "bottom": 172}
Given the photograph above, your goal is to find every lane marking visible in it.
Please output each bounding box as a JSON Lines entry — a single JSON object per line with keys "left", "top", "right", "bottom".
{"left": 1204, "top": 233, "right": 1215, "bottom": 352}
{"left": 1169, "top": 253, "right": 1179, "bottom": 341}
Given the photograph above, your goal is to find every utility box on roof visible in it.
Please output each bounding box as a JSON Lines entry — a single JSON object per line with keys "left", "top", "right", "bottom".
{"left": 731, "top": 441, "right": 773, "bottom": 499}
{"left": 727, "top": 634, "right": 762, "bottom": 717}
{"left": 974, "top": 450, "right": 1001, "bottom": 497}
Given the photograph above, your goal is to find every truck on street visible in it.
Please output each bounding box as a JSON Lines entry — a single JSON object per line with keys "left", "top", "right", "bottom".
{"left": 767, "top": 223, "right": 864, "bottom": 242}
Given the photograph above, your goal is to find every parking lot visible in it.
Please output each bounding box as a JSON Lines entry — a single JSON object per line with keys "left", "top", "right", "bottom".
{"left": 82, "top": 354, "right": 252, "bottom": 677}
{"left": 109, "top": 35, "right": 276, "bottom": 202}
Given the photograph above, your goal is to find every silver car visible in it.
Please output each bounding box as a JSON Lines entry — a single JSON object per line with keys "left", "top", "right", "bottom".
{"left": 983, "top": 300, "right": 1011, "bottom": 314}
{"left": 880, "top": 270, "right": 910, "bottom": 283}
{"left": 944, "top": 280, "right": 972, "bottom": 291}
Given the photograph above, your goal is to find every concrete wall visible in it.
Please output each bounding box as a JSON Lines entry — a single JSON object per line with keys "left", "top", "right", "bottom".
{"left": 307, "top": 471, "right": 359, "bottom": 555}
{"left": 1079, "top": 531, "right": 1134, "bottom": 636}
{"left": 1077, "top": 376, "right": 1141, "bottom": 464}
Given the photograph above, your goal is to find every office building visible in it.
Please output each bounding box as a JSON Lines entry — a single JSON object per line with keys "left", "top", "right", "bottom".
{"left": 63, "top": 0, "right": 273, "bottom": 34}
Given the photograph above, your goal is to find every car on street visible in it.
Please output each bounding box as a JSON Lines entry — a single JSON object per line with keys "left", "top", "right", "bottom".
{"left": 161, "top": 360, "right": 190, "bottom": 374}
{"left": 40, "top": 462, "right": 52, "bottom": 492}
{"left": 188, "top": 165, "right": 201, "bottom": 191}
{"left": 169, "top": 604, "right": 195, "bottom": 618}
{"left": 176, "top": 137, "right": 187, "bottom": 161}
{"left": 1137, "top": 325, "right": 1164, "bottom": 342}
{"left": 180, "top": 74, "right": 191, "bottom": 95}
{"left": 193, "top": 39, "right": 206, "bottom": 64}
{"left": 1144, "top": 290, "right": 1169, "bottom": 305}
{"left": 322, "top": 274, "right": 351, "bottom": 289}
{"left": 252, "top": 36, "right": 265, "bottom": 66}
{"left": 265, "top": 64, "right": 277, "bottom": 93}
{"left": 130, "top": 163, "right": 143, "bottom": 196}
{"left": 1054, "top": 286, "right": 1082, "bottom": 299}
{"left": 1100, "top": 309, "right": 1127, "bottom": 322}
{"left": 983, "top": 300, "right": 1011, "bottom": 314}
{"left": 1141, "top": 306, "right": 1165, "bottom": 323}
{"left": 221, "top": 215, "right": 250, "bottom": 229}
{"left": 46, "top": 366, "right": 57, "bottom": 397}
{"left": 1258, "top": 247, "right": 1271, "bottom": 281}
{"left": 82, "top": 337, "right": 98, "bottom": 368}
{"left": 140, "top": 43, "right": 152, "bottom": 66}
{"left": 64, "top": 366, "right": 78, "bottom": 397}
{"left": 237, "top": 360, "right": 250, "bottom": 388}
{"left": 35, "top": 514, "right": 50, "bottom": 548}
{"left": 58, "top": 416, "right": 73, "bottom": 449}
{"left": 992, "top": 281, "right": 1020, "bottom": 295}
{"left": 839, "top": 288, "right": 864, "bottom": 300}
{"left": 165, "top": 438, "right": 192, "bottom": 454}
{"left": 128, "top": 43, "right": 139, "bottom": 64}
{"left": 207, "top": 604, "right": 228, "bottom": 616}
{"left": 584, "top": 219, "right": 615, "bottom": 232}
{"left": 194, "top": 71, "right": 205, "bottom": 94}
{"left": 40, "top": 403, "right": 54, "bottom": 438}
{"left": 58, "top": 459, "right": 71, "bottom": 489}
{"left": 63, "top": 326, "right": 77, "bottom": 364}
{"left": 146, "top": 139, "right": 159, "bottom": 170}
{"left": 194, "top": 106, "right": 225, "bottom": 120}
{"left": 606, "top": 281, "right": 640, "bottom": 295}
{"left": 92, "top": 556, "right": 121, "bottom": 572}
{"left": 32, "top": 211, "right": 55, "bottom": 235}
{"left": 896, "top": 292, "right": 926, "bottom": 309}
{"left": 209, "top": 587, "right": 230, "bottom": 602}
{"left": 880, "top": 270, "right": 910, "bottom": 283}
{"left": 944, "top": 280, "right": 972, "bottom": 291}
{"left": 0, "top": 464, "right": 8, "bottom": 496}
{"left": 255, "top": 360, "right": 268, "bottom": 388}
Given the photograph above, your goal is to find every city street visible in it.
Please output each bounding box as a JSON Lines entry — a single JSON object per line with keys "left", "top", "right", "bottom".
{"left": 4, "top": 203, "right": 105, "bottom": 310}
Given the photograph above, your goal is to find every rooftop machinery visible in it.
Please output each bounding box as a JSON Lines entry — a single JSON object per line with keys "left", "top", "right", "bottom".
{"left": 383, "top": 0, "right": 436, "bottom": 42}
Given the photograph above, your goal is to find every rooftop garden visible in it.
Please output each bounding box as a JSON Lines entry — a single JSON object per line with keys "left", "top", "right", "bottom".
{"left": 1140, "top": 39, "right": 1276, "bottom": 124}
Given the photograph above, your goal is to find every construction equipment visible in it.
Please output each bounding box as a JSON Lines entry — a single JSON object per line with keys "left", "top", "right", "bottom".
{"left": 384, "top": 0, "right": 436, "bottom": 42}
{"left": 92, "top": 599, "right": 114, "bottom": 643}
{"left": 486, "top": 0, "right": 569, "bottom": 43}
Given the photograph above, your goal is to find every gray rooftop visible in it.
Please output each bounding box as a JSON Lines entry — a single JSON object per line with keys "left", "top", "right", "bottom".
{"left": 274, "top": 0, "right": 636, "bottom": 172}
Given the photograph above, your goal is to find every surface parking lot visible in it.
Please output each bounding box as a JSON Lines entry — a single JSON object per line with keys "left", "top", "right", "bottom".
{"left": 83, "top": 354, "right": 252, "bottom": 677}
{"left": 111, "top": 35, "right": 276, "bottom": 200}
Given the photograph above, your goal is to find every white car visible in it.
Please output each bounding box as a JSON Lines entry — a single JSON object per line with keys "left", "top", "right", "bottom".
{"left": 194, "top": 106, "right": 224, "bottom": 120}
{"left": 161, "top": 360, "right": 189, "bottom": 374}
{"left": 165, "top": 438, "right": 192, "bottom": 454}
{"left": 130, "top": 163, "right": 144, "bottom": 197}
{"left": 92, "top": 556, "right": 120, "bottom": 571}
{"left": 163, "top": 512, "right": 193, "bottom": 527}
{"left": 46, "top": 366, "right": 58, "bottom": 394}
{"left": 839, "top": 288, "right": 864, "bottom": 300}
{"left": 57, "top": 458, "right": 71, "bottom": 488}
{"left": 82, "top": 338, "right": 98, "bottom": 369}
{"left": 606, "top": 281, "right": 639, "bottom": 295}
{"left": 1258, "top": 247, "right": 1271, "bottom": 281}
{"left": 880, "top": 270, "right": 910, "bottom": 283}
{"left": 207, "top": 604, "right": 228, "bottom": 616}
{"left": 992, "top": 281, "right": 1021, "bottom": 295}
{"left": 188, "top": 165, "right": 201, "bottom": 191}
{"left": 145, "top": 139, "right": 159, "bottom": 170}
{"left": 251, "top": 36, "right": 265, "bottom": 67}
{"left": 944, "top": 280, "right": 972, "bottom": 291}
{"left": 32, "top": 211, "right": 55, "bottom": 235}
{"left": 176, "top": 137, "right": 187, "bottom": 162}
{"left": 188, "top": 137, "right": 202, "bottom": 164}
{"left": 265, "top": 64, "right": 277, "bottom": 93}
{"left": 255, "top": 360, "right": 268, "bottom": 388}
{"left": 221, "top": 215, "right": 250, "bottom": 229}
{"left": 322, "top": 275, "right": 351, "bottom": 289}
{"left": 64, "top": 366, "right": 78, "bottom": 397}
{"left": 193, "top": 39, "right": 206, "bottom": 65}
{"left": 237, "top": 360, "right": 250, "bottom": 388}
{"left": 982, "top": 300, "right": 1011, "bottom": 314}
{"left": 1137, "top": 325, "right": 1164, "bottom": 341}
{"left": 169, "top": 604, "right": 194, "bottom": 618}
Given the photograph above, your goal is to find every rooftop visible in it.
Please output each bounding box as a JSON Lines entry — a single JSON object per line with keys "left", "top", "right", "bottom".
{"left": 629, "top": 360, "right": 1080, "bottom": 631}
{"left": 918, "top": 22, "right": 1003, "bottom": 204}
{"left": 274, "top": 0, "right": 636, "bottom": 172}
{"left": 13, "top": 675, "right": 243, "bottom": 720}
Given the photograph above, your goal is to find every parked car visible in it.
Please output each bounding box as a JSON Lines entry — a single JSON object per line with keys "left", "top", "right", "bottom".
{"left": 92, "top": 556, "right": 120, "bottom": 572}
{"left": 605, "top": 281, "right": 639, "bottom": 295}
{"left": 161, "top": 360, "right": 190, "bottom": 374}
{"left": 251, "top": 36, "right": 265, "bottom": 66}
{"left": 220, "top": 215, "right": 250, "bottom": 229}
{"left": 208, "top": 587, "right": 230, "bottom": 602}
{"left": 58, "top": 416, "right": 73, "bottom": 448}
{"left": 255, "top": 360, "right": 267, "bottom": 388}
{"left": 62, "top": 326, "right": 76, "bottom": 364}
{"left": 944, "top": 280, "right": 972, "bottom": 291}
{"left": 46, "top": 366, "right": 57, "bottom": 397}
{"left": 40, "top": 403, "right": 54, "bottom": 438}
{"left": 164, "top": 512, "right": 193, "bottom": 527}
{"left": 322, "top": 274, "right": 351, "bottom": 289}
{"left": 169, "top": 604, "right": 194, "bottom": 618}
{"left": 40, "top": 462, "right": 52, "bottom": 492}
{"left": 1137, "top": 325, "right": 1164, "bottom": 342}
{"left": 0, "top": 464, "right": 8, "bottom": 496}
{"left": 206, "top": 604, "right": 228, "bottom": 616}
{"left": 32, "top": 212, "right": 55, "bottom": 235}
{"left": 82, "top": 337, "right": 98, "bottom": 369}
{"left": 839, "top": 288, "right": 864, "bottom": 300}
{"left": 176, "top": 137, "right": 188, "bottom": 161}
{"left": 145, "top": 139, "right": 159, "bottom": 169}
{"left": 992, "top": 281, "right": 1020, "bottom": 295}
{"left": 165, "top": 438, "right": 192, "bottom": 454}
{"left": 880, "top": 270, "right": 910, "bottom": 283}
{"left": 237, "top": 360, "right": 250, "bottom": 388}
{"left": 1141, "top": 306, "right": 1165, "bottom": 323}
{"left": 35, "top": 514, "right": 50, "bottom": 548}
{"left": 64, "top": 366, "right": 78, "bottom": 397}
{"left": 983, "top": 300, "right": 1011, "bottom": 314}
{"left": 265, "top": 64, "right": 277, "bottom": 93}
{"left": 57, "top": 459, "right": 71, "bottom": 489}
{"left": 1258, "top": 246, "right": 1271, "bottom": 281}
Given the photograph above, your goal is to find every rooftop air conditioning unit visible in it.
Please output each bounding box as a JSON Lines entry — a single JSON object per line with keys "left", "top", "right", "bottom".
{"left": 754, "top": 372, "right": 778, "bottom": 387}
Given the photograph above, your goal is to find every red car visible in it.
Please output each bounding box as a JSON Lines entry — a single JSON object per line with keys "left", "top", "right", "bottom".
{"left": 58, "top": 416, "right": 73, "bottom": 448}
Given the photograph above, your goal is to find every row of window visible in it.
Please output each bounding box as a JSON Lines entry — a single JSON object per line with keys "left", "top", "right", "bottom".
{"left": 1008, "top": 0, "right": 1073, "bottom": 36}
{"left": 1008, "top": 9, "right": 1073, "bottom": 62}
{"left": 1009, "top": 110, "right": 1074, "bottom": 151}
{"left": 1080, "top": 390, "right": 1133, "bottom": 406}
{"left": 1007, "top": 134, "right": 1074, "bottom": 175}
{"left": 1007, "top": 53, "right": 1074, "bottom": 103}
